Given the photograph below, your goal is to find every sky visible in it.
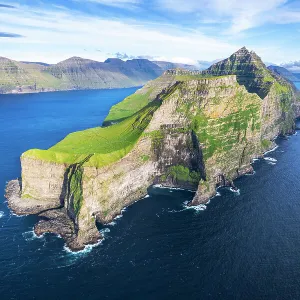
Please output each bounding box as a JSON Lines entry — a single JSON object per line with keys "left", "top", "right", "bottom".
{"left": 1, "top": 0, "right": 300, "bottom": 64}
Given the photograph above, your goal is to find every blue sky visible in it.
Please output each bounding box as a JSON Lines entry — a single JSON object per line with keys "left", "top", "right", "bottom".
{"left": 1, "top": 0, "right": 300, "bottom": 64}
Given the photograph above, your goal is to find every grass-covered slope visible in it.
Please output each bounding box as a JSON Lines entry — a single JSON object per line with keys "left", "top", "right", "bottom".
{"left": 24, "top": 101, "right": 159, "bottom": 168}
{"left": 103, "top": 72, "right": 177, "bottom": 125}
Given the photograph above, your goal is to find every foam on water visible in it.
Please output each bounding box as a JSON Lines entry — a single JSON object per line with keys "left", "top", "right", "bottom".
{"left": 264, "top": 145, "right": 279, "bottom": 155}
{"left": 252, "top": 158, "right": 260, "bottom": 162}
{"left": 22, "top": 230, "right": 45, "bottom": 241}
{"left": 63, "top": 239, "right": 103, "bottom": 256}
{"left": 0, "top": 211, "right": 4, "bottom": 218}
{"left": 184, "top": 203, "right": 207, "bottom": 212}
{"left": 153, "top": 184, "right": 195, "bottom": 193}
{"left": 228, "top": 187, "right": 241, "bottom": 195}
{"left": 100, "top": 228, "right": 111, "bottom": 235}
{"left": 264, "top": 157, "right": 277, "bottom": 162}
{"left": 107, "top": 221, "right": 117, "bottom": 226}
{"left": 245, "top": 170, "right": 256, "bottom": 176}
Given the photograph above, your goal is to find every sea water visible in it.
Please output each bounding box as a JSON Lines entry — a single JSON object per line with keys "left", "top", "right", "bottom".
{"left": 1, "top": 88, "right": 300, "bottom": 299}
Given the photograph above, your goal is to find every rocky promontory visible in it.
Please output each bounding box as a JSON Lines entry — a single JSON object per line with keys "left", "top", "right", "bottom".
{"left": 6, "top": 47, "right": 300, "bottom": 250}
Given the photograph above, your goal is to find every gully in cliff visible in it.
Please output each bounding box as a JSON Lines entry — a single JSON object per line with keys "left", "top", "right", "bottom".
{"left": 5, "top": 47, "right": 300, "bottom": 251}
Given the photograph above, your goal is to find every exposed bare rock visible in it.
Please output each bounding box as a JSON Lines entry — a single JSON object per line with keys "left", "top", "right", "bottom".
{"left": 35, "top": 208, "right": 101, "bottom": 251}
{"left": 6, "top": 179, "right": 61, "bottom": 215}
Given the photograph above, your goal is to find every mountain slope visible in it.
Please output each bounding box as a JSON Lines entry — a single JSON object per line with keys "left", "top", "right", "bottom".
{"left": 0, "top": 57, "right": 62, "bottom": 93}
{"left": 0, "top": 56, "right": 164, "bottom": 93}
{"left": 6, "top": 47, "right": 300, "bottom": 251}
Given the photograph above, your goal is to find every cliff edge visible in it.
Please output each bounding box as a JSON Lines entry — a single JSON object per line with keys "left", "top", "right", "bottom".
{"left": 6, "top": 47, "right": 300, "bottom": 251}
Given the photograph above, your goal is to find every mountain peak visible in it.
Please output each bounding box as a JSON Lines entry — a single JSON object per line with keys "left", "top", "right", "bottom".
{"left": 206, "top": 47, "right": 272, "bottom": 98}
{"left": 104, "top": 58, "right": 124, "bottom": 64}
{"left": 56, "top": 56, "right": 96, "bottom": 66}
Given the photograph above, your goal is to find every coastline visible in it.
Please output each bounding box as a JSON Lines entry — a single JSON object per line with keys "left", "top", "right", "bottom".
{"left": 0, "top": 85, "right": 143, "bottom": 96}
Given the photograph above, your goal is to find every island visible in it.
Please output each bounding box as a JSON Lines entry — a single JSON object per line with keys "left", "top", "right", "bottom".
{"left": 6, "top": 47, "right": 300, "bottom": 251}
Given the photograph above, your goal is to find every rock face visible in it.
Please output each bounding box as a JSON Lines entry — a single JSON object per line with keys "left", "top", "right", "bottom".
{"left": 0, "top": 56, "right": 164, "bottom": 94}
{"left": 6, "top": 47, "right": 300, "bottom": 250}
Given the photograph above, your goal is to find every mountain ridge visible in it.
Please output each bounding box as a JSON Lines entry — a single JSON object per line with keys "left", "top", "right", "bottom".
{"left": 0, "top": 56, "right": 164, "bottom": 93}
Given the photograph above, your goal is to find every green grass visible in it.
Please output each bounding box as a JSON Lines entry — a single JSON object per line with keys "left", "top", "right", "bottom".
{"left": 24, "top": 101, "right": 160, "bottom": 168}
{"left": 261, "top": 139, "right": 272, "bottom": 149}
{"left": 163, "top": 165, "right": 201, "bottom": 184}
{"left": 104, "top": 89, "right": 153, "bottom": 124}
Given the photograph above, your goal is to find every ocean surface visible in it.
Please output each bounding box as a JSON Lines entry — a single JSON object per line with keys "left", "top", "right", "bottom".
{"left": 1, "top": 88, "right": 300, "bottom": 299}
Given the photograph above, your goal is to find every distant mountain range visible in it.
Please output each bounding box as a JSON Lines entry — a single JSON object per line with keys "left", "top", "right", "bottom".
{"left": 152, "top": 61, "right": 198, "bottom": 71}
{"left": 268, "top": 65, "right": 300, "bottom": 82}
{"left": 281, "top": 61, "right": 300, "bottom": 73}
{"left": 0, "top": 56, "right": 171, "bottom": 94}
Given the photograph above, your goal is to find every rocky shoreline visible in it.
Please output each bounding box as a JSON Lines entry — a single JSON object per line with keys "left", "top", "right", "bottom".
{"left": 5, "top": 180, "right": 101, "bottom": 251}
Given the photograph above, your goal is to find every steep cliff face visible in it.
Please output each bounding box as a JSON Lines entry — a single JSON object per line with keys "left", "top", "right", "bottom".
{"left": 6, "top": 47, "right": 300, "bottom": 250}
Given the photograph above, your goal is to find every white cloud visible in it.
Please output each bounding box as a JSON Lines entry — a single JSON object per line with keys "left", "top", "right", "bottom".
{"left": 157, "top": 0, "right": 289, "bottom": 34}
{"left": 0, "top": 4, "right": 238, "bottom": 63}
{"left": 78, "top": 0, "right": 140, "bottom": 8}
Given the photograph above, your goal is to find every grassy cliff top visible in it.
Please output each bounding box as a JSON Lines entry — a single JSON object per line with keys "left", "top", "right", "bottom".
{"left": 23, "top": 101, "right": 159, "bottom": 168}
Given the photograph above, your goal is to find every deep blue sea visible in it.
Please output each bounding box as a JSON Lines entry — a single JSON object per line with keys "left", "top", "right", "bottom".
{"left": 1, "top": 88, "right": 300, "bottom": 299}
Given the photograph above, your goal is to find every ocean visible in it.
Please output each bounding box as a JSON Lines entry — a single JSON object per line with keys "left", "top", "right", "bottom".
{"left": 1, "top": 87, "right": 300, "bottom": 299}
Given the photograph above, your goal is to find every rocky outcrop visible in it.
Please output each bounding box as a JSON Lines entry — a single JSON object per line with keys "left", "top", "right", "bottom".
{"left": 6, "top": 47, "right": 300, "bottom": 250}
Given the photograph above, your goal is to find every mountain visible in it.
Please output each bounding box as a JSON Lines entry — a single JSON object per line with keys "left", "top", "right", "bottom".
{"left": 281, "top": 61, "right": 300, "bottom": 73}
{"left": 6, "top": 47, "right": 300, "bottom": 251}
{"left": 152, "top": 61, "right": 198, "bottom": 71}
{"left": 0, "top": 56, "right": 164, "bottom": 94}
{"left": 268, "top": 65, "right": 300, "bottom": 82}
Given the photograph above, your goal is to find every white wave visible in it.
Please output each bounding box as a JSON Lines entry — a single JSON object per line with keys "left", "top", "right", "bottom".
{"left": 100, "top": 228, "right": 110, "bottom": 235}
{"left": 294, "top": 131, "right": 298, "bottom": 136}
{"left": 212, "top": 191, "right": 221, "bottom": 198}
{"left": 168, "top": 200, "right": 207, "bottom": 213}
{"left": 264, "top": 145, "right": 278, "bottom": 155}
{"left": 245, "top": 170, "right": 256, "bottom": 176}
{"left": 10, "top": 212, "right": 26, "bottom": 218}
{"left": 252, "top": 158, "right": 260, "bottom": 162}
{"left": 153, "top": 184, "right": 195, "bottom": 192}
{"left": 264, "top": 157, "right": 277, "bottom": 162}
{"left": 184, "top": 203, "right": 207, "bottom": 211}
{"left": 142, "top": 194, "right": 150, "bottom": 199}
{"left": 229, "top": 187, "right": 240, "bottom": 195}
{"left": 267, "top": 162, "right": 277, "bottom": 166}
{"left": 107, "top": 221, "right": 116, "bottom": 226}
{"left": 63, "top": 239, "right": 103, "bottom": 256}
{"left": 22, "top": 230, "right": 44, "bottom": 241}
{"left": 0, "top": 211, "right": 4, "bottom": 218}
